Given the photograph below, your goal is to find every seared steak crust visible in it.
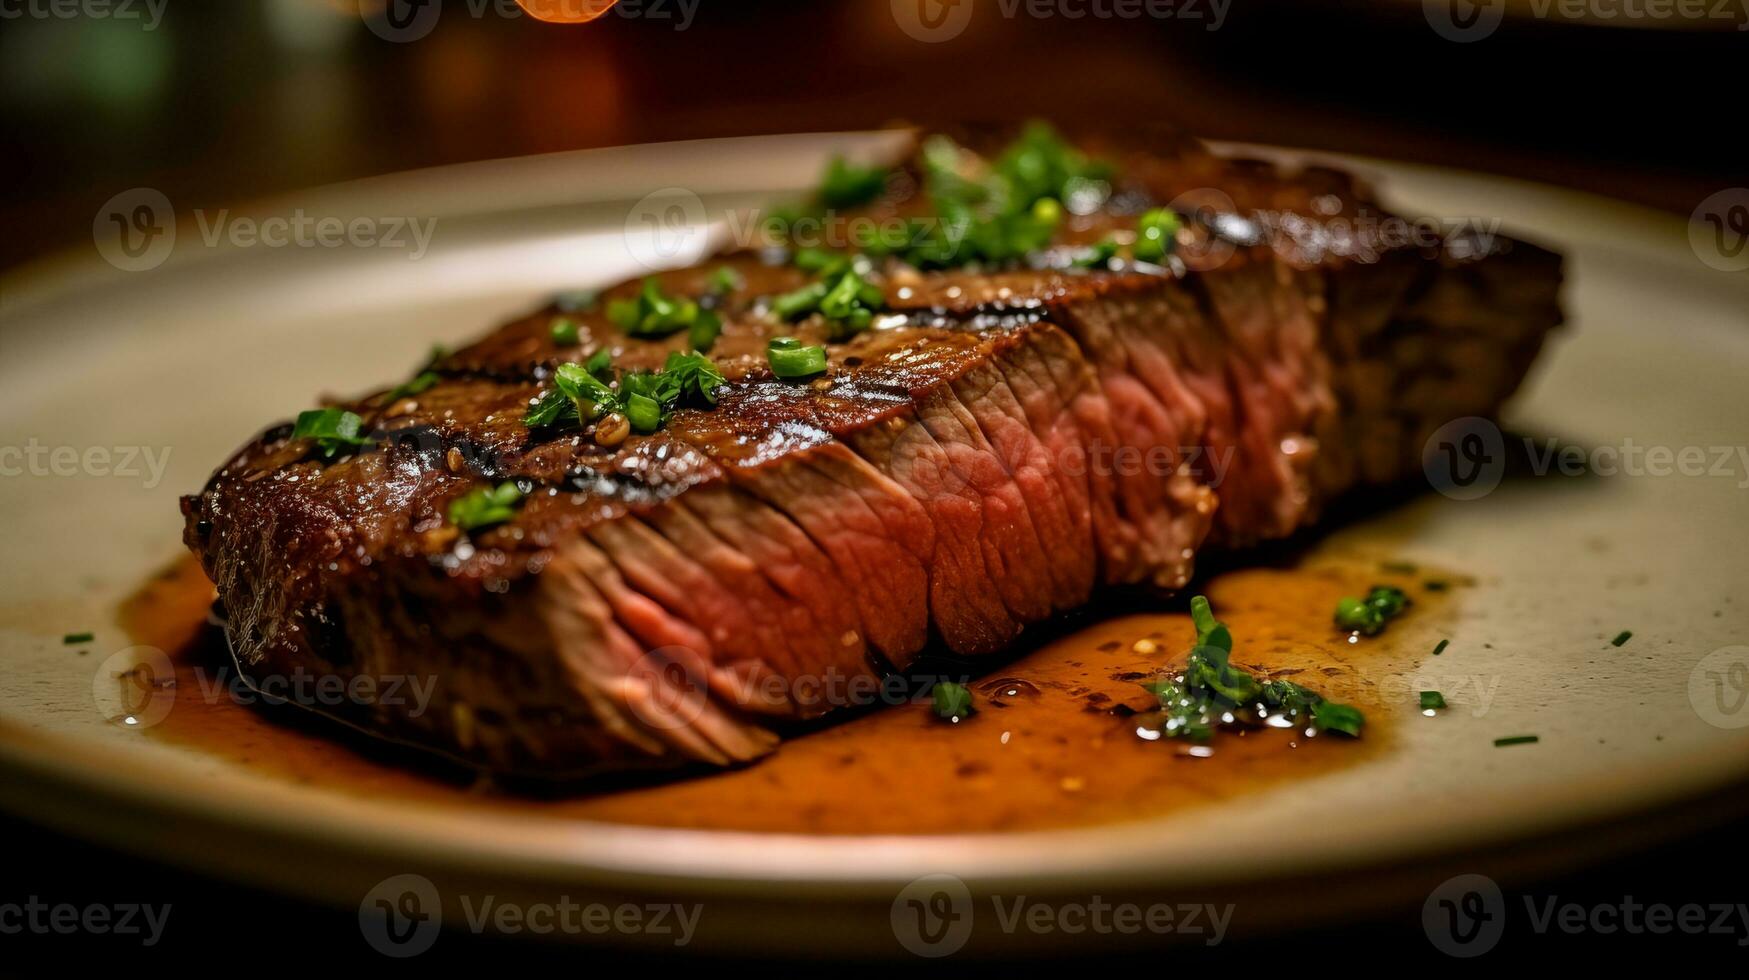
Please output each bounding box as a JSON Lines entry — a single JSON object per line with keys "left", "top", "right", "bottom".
{"left": 182, "top": 131, "right": 1561, "bottom": 776}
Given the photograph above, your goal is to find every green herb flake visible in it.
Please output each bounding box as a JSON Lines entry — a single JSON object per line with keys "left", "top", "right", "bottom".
{"left": 448, "top": 482, "right": 524, "bottom": 532}
{"left": 1494, "top": 735, "right": 1539, "bottom": 747}
{"left": 819, "top": 156, "right": 891, "bottom": 211}
{"left": 932, "top": 681, "right": 975, "bottom": 722}
{"left": 1141, "top": 595, "right": 1366, "bottom": 742}
{"left": 768, "top": 337, "right": 829, "bottom": 380}
{"left": 385, "top": 371, "right": 440, "bottom": 402}
{"left": 609, "top": 278, "right": 701, "bottom": 339}
{"left": 292, "top": 408, "right": 374, "bottom": 458}
{"left": 585, "top": 348, "right": 614, "bottom": 381}
{"left": 1133, "top": 207, "right": 1181, "bottom": 264}
{"left": 1610, "top": 630, "right": 1633, "bottom": 647}
{"left": 688, "top": 309, "right": 723, "bottom": 352}
{"left": 550, "top": 317, "right": 581, "bottom": 346}
{"left": 1419, "top": 691, "right": 1447, "bottom": 711}
{"left": 1433, "top": 638, "right": 1450, "bottom": 656}
{"left": 1335, "top": 585, "right": 1412, "bottom": 638}
{"left": 710, "top": 266, "right": 743, "bottom": 294}
{"left": 63, "top": 632, "right": 94, "bottom": 645}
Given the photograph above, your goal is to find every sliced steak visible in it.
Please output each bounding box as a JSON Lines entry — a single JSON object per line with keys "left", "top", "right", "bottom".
{"left": 181, "top": 129, "right": 1562, "bottom": 777}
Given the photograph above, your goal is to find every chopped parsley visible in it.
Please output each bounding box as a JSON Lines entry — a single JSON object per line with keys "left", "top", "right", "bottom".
{"left": 449, "top": 482, "right": 523, "bottom": 532}
{"left": 1334, "top": 585, "right": 1412, "bottom": 637}
{"left": 932, "top": 681, "right": 974, "bottom": 722}
{"left": 1141, "top": 595, "right": 1366, "bottom": 741}
{"left": 1610, "top": 630, "right": 1633, "bottom": 647}
{"left": 550, "top": 317, "right": 581, "bottom": 346}
{"left": 768, "top": 337, "right": 828, "bottom": 379}
{"left": 525, "top": 351, "right": 724, "bottom": 436}
{"left": 1133, "top": 207, "right": 1181, "bottom": 264}
{"left": 688, "top": 309, "right": 723, "bottom": 351}
{"left": 385, "top": 371, "right": 439, "bottom": 402}
{"left": 1419, "top": 691, "right": 1447, "bottom": 711}
{"left": 1433, "top": 638, "right": 1450, "bottom": 656}
{"left": 1494, "top": 735, "right": 1539, "bottom": 747}
{"left": 820, "top": 156, "right": 891, "bottom": 210}
{"left": 292, "top": 408, "right": 373, "bottom": 458}
{"left": 63, "top": 632, "right": 94, "bottom": 645}
{"left": 607, "top": 278, "right": 702, "bottom": 338}
{"left": 773, "top": 252, "right": 885, "bottom": 339}
{"left": 710, "top": 265, "right": 743, "bottom": 295}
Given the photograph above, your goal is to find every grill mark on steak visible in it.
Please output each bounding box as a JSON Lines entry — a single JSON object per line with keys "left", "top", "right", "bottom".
{"left": 182, "top": 131, "right": 1563, "bottom": 777}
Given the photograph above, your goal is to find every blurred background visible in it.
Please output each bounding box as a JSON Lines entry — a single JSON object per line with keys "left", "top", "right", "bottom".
{"left": 2, "top": 0, "right": 1744, "bottom": 274}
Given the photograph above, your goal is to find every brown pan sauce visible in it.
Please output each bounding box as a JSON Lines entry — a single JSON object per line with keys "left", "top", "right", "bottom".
{"left": 121, "top": 554, "right": 1458, "bottom": 834}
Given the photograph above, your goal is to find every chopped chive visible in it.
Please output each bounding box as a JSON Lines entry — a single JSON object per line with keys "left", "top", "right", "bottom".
{"left": 1419, "top": 691, "right": 1447, "bottom": 710}
{"left": 1133, "top": 207, "right": 1181, "bottom": 263}
{"left": 767, "top": 337, "right": 828, "bottom": 379}
{"left": 1494, "top": 735, "right": 1539, "bottom": 747}
{"left": 1424, "top": 579, "right": 1449, "bottom": 592}
{"left": 932, "top": 681, "right": 974, "bottom": 722}
{"left": 688, "top": 309, "right": 722, "bottom": 352}
{"left": 1335, "top": 585, "right": 1411, "bottom": 637}
{"left": 710, "top": 266, "right": 743, "bottom": 294}
{"left": 585, "top": 348, "right": 613, "bottom": 381}
{"left": 1433, "top": 638, "right": 1450, "bottom": 656}
{"left": 1610, "top": 630, "right": 1633, "bottom": 647}
{"left": 550, "top": 317, "right": 581, "bottom": 346}
{"left": 63, "top": 632, "right": 94, "bottom": 645}
{"left": 448, "top": 482, "right": 523, "bottom": 532}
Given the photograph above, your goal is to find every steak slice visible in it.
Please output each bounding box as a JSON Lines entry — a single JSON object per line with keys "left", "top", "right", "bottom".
{"left": 181, "top": 130, "right": 1562, "bottom": 777}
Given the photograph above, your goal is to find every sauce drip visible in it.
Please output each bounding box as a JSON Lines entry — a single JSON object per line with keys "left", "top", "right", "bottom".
{"left": 121, "top": 555, "right": 1456, "bottom": 835}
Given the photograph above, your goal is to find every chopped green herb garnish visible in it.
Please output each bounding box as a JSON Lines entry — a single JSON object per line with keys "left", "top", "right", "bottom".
{"left": 385, "top": 371, "right": 440, "bottom": 402}
{"left": 624, "top": 392, "right": 663, "bottom": 434}
{"left": 292, "top": 408, "right": 373, "bottom": 458}
{"left": 1133, "top": 207, "right": 1181, "bottom": 264}
{"left": 1433, "top": 638, "right": 1450, "bottom": 656}
{"left": 774, "top": 254, "right": 884, "bottom": 339}
{"left": 688, "top": 309, "right": 723, "bottom": 351}
{"left": 1610, "top": 630, "right": 1633, "bottom": 647}
{"left": 710, "top": 266, "right": 743, "bottom": 294}
{"left": 819, "top": 156, "right": 891, "bottom": 211}
{"left": 1419, "top": 691, "right": 1447, "bottom": 711}
{"left": 1072, "top": 236, "right": 1120, "bottom": 268}
{"left": 448, "top": 482, "right": 523, "bottom": 532}
{"left": 1494, "top": 735, "right": 1539, "bottom": 747}
{"left": 585, "top": 348, "right": 614, "bottom": 381}
{"left": 932, "top": 681, "right": 974, "bottom": 722}
{"left": 63, "top": 632, "right": 94, "bottom": 645}
{"left": 768, "top": 337, "right": 828, "bottom": 379}
{"left": 608, "top": 278, "right": 701, "bottom": 338}
{"left": 1334, "top": 585, "right": 1412, "bottom": 637}
{"left": 1141, "top": 595, "right": 1365, "bottom": 741}
{"left": 550, "top": 317, "right": 581, "bottom": 346}
{"left": 1424, "top": 579, "right": 1450, "bottom": 592}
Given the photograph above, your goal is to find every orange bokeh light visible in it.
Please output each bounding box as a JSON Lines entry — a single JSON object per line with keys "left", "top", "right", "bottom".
{"left": 515, "top": 0, "right": 620, "bottom": 23}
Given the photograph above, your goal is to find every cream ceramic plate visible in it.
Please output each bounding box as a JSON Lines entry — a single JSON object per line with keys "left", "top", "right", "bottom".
{"left": 1, "top": 133, "right": 1746, "bottom": 955}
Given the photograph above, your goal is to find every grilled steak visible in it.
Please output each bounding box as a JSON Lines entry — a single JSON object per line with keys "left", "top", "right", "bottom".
{"left": 182, "top": 127, "right": 1562, "bottom": 776}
